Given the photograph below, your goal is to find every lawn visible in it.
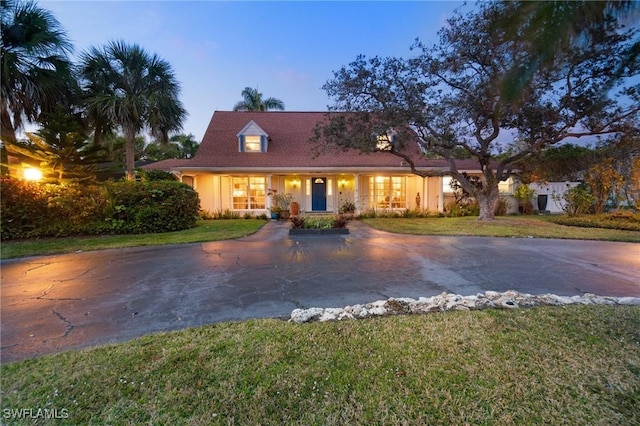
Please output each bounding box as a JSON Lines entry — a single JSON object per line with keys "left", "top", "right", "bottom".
{"left": 0, "top": 219, "right": 266, "bottom": 260}
{"left": 1, "top": 305, "right": 638, "bottom": 425}
{"left": 361, "top": 215, "right": 640, "bottom": 242}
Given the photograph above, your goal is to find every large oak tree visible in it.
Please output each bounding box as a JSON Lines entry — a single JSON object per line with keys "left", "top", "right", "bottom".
{"left": 317, "top": 1, "right": 639, "bottom": 220}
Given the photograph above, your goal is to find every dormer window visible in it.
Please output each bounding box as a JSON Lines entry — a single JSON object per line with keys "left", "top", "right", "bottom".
{"left": 374, "top": 129, "right": 397, "bottom": 151}
{"left": 237, "top": 120, "right": 269, "bottom": 153}
{"left": 244, "top": 135, "right": 263, "bottom": 152}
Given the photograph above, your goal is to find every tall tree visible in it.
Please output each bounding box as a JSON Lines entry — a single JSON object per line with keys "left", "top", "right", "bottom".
{"left": 1, "top": 0, "right": 74, "bottom": 146}
{"left": 495, "top": 1, "right": 639, "bottom": 102}
{"left": 79, "top": 40, "right": 187, "bottom": 180}
{"left": 232, "top": 87, "right": 285, "bottom": 111}
{"left": 318, "top": 1, "right": 639, "bottom": 220}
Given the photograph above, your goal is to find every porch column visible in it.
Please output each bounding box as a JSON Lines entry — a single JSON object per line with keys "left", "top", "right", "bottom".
{"left": 266, "top": 174, "right": 273, "bottom": 210}
{"left": 422, "top": 176, "right": 428, "bottom": 210}
{"left": 353, "top": 174, "right": 360, "bottom": 214}
{"left": 438, "top": 176, "right": 444, "bottom": 213}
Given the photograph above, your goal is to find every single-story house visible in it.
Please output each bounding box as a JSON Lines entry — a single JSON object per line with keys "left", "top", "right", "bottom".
{"left": 144, "top": 111, "right": 517, "bottom": 215}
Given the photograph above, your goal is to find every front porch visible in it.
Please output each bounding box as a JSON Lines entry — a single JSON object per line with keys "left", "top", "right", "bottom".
{"left": 183, "top": 172, "right": 448, "bottom": 215}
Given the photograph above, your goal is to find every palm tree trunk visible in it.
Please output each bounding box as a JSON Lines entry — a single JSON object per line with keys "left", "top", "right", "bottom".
{"left": 1, "top": 109, "right": 17, "bottom": 146}
{"left": 124, "top": 128, "right": 136, "bottom": 180}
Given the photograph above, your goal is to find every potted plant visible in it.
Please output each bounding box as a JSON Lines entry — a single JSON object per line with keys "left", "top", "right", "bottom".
{"left": 269, "top": 205, "right": 281, "bottom": 221}
{"left": 339, "top": 200, "right": 356, "bottom": 219}
{"left": 268, "top": 189, "right": 295, "bottom": 220}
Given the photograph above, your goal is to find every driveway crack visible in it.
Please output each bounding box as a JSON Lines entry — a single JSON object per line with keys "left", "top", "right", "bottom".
{"left": 50, "top": 310, "right": 75, "bottom": 338}
{"left": 31, "top": 284, "right": 85, "bottom": 301}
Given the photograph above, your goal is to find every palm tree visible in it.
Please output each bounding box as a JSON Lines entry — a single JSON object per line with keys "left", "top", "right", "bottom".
{"left": 232, "top": 87, "right": 285, "bottom": 111}
{"left": 170, "top": 133, "right": 199, "bottom": 158}
{"left": 79, "top": 40, "right": 187, "bottom": 180}
{"left": 1, "top": 0, "right": 74, "bottom": 146}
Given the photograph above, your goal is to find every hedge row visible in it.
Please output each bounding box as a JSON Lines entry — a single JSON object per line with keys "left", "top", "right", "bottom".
{"left": 1, "top": 178, "right": 200, "bottom": 240}
{"left": 551, "top": 212, "right": 640, "bottom": 232}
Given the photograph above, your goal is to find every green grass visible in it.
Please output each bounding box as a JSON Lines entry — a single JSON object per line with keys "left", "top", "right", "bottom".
{"left": 2, "top": 306, "right": 638, "bottom": 425}
{"left": 0, "top": 219, "right": 266, "bottom": 260}
{"left": 361, "top": 216, "right": 640, "bottom": 242}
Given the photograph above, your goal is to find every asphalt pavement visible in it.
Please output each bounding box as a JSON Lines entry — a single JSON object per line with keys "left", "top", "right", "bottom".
{"left": 2, "top": 220, "right": 639, "bottom": 363}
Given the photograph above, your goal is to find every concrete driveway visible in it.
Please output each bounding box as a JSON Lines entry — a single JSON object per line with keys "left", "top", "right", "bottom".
{"left": 2, "top": 221, "right": 639, "bottom": 363}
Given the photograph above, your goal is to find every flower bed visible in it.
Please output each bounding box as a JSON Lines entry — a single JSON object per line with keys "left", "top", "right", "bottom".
{"left": 289, "top": 215, "right": 349, "bottom": 235}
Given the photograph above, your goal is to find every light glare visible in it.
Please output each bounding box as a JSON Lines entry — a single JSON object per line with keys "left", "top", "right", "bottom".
{"left": 23, "top": 168, "right": 42, "bottom": 181}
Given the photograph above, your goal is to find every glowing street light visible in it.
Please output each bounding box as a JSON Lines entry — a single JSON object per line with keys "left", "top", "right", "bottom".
{"left": 23, "top": 167, "right": 43, "bottom": 181}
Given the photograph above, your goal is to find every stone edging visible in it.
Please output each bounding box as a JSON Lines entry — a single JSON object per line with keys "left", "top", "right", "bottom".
{"left": 289, "top": 291, "right": 640, "bottom": 323}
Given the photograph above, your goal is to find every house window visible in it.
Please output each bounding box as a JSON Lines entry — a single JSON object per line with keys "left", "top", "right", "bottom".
{"left": 181, "top": 176, "right": 194, "bottom": 187}
{"left": 232, "top": 177, "right": 266, "bottom": 210}
{"left": 237, "top": 120, "right": 269, "bottom": 152}
{"left": 498, "top": 177, "right": 514, "bottom": 195}
{"left": 375, "top": 129, "right": 397, "bottom": 151}
{"left": 369, "top": 176, "right": 406, "bottom": 209}
{"left": 442, "top": 176, "right": 456, "bottom": 193}
{"left": 244, "top": 135, "right": 262, "bottom": 152}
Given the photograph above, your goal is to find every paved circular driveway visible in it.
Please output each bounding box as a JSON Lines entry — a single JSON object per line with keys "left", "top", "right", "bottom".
{"left": 2, "top": 221, "right": 639, "bottom": 362}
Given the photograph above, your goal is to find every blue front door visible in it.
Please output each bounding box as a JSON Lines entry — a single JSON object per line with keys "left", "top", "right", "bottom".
{"left": 312, "top": 178, "right": 327, "bottom": 211}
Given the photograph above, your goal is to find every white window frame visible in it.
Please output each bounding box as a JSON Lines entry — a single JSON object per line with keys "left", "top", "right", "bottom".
{"left": 231, "top": 177, "right": 266, "bottom": 210}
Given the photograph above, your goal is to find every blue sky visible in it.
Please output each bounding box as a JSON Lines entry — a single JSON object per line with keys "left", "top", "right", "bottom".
{"left": 40, "top": 1, "right": 468, "bottom": 141}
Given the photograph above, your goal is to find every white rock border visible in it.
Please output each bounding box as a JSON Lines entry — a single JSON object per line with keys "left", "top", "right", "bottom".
{"left": 289, "top": 291, "right": 640, "bottom": 323}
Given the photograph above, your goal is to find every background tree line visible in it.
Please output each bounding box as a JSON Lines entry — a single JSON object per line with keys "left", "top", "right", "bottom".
{"left": 1, "top": 0, "right": 193, "bottom": 182}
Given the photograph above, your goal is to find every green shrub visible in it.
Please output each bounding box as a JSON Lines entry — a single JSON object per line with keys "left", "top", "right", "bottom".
{"left": 445, "top": 200, "right": 480, "bottom": 217}
{"left": 290, "top": 215, "right": 347, "bottom": 229}
{"left": 560, "top": 184, "right": 594, "bottom": 216}
{"left": 103, "top": 181, "right": 200, "bottom": 233}
{"left": 553, "top": 212, "right": 640, "bottom": 231}
{"left": 1, "top": 178, "right": 200, "bottom": 239}
{"left": 138, "top": 169, "right": 179, "bottom": 182}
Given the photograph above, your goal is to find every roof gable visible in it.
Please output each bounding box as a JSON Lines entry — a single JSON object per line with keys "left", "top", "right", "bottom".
{"left": 236, "top": 120, "right": 268, "bottom": 138}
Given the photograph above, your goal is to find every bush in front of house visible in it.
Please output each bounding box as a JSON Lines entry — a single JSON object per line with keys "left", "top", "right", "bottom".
{"left": 1, "top": 179, "right": 200, "bottom": 239}
{"left": 101, "top": 180, "right": 200, "bottom": 234}
{"left": 137, "top": 169, "right": 179, "bottom": 182}
{"left": 0, "top": 179, "right": 108, "bottom": 239}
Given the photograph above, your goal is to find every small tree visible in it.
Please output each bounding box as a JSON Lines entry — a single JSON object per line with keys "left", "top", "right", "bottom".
{"left": 585, "top": 158, "right": 625, "bottom": 213}
{"left": 514, "top": 184, "right": 536, "bottom": 215}
{"left": 560, "top": 184, "right": 595, "bottom": 216}
{"left": 3, "top": 109, "right": 106, "bottom": 182}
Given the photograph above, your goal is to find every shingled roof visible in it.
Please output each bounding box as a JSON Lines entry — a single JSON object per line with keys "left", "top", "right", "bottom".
{"left": 168, "top": 111, "right": 483, "bottom": 172}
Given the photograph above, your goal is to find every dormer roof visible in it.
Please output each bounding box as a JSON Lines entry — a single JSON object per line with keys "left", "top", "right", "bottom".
{"left": 236, "top": 120, "right": 268, "bottom": 138}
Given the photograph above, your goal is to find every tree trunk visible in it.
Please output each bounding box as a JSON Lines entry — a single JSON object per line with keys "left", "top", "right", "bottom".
{"left": 0, "top": 109, "right": 17, "bottom": 146}
{"left": 476, "top": 188, "right": 500, "bottom": 221}
{"left": 1, "top": 109, "right": 19, "bottom": 178}
{"left": 124, "top": 128, "right": 136, "bottom": 181}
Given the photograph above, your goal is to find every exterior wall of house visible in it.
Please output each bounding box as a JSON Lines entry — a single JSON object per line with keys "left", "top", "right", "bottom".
{"left": 184, "top": 172, "right": 453, "bottom": 215}
{"left": 194, "top": 174, "right": 215, "bottom": 212}
{"left": 427, "top": 177, "right": 443, "bottom": 212}
{"left": 529, "top": 182, "right": 580, "bottom": 214}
